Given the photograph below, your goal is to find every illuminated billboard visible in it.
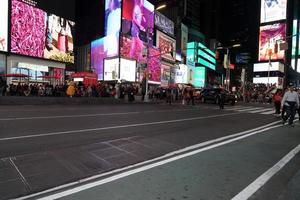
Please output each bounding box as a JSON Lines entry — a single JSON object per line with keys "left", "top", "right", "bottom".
{"left": 0, "top": 0, "right": 8, "bottom": 52}
{"left": 259, "top": 23, "right": 286, "bottom": 61}
{"left": 260, "top": 0, "right": 287, "bottom": 23}
{"left": 104, "top": 0, "right": 121, "bottom": 56}
{"left": 253, "top": 62, "right": 284, "bottom": 72}
{"left": 11, "top": 0, "right": 75, "bottom": 63}
{"left": 120, "top": 36, "right": 161, "bottom": 82}
{"left": 91, "top": 38, "right": 105, "bottom": 80}
{"left": 156, "top": 30, "right": 176, "bottom": 62}
{"left": 122, "top": 0, "right": 154, "bottom": 44}
{"left": 194, "top": 67, "right": 206, "bottom": 88}
{"left": 154, "top": 11, "right": 174, "bottom": 36}
{"left": 120, "top": 58, "right": 136, "bottom": 82}
{"left": 104, "top": 58, "right": 119, "bottom": 81}
{"left": 161, "top": 63, "right": 170, "bottom": 87}
{"left": 174, "top": 64, "right": 188, "bottom": 84}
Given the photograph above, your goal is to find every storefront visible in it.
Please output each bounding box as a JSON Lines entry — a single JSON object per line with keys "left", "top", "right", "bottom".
{"left": 6, "top": 55, "right": 65, "bottom": 84}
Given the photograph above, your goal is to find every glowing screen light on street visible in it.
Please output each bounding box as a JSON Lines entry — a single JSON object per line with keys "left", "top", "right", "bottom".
{"left": 11, "top": 0, "right": 75, "bottom": 63}
{"left": 260, "top": 0, "right": 287, "bottom": 23}
{"left": 258, "top": 23, "right": 286, "bottom": 61}
{"left": 0, "top": 0, "right": 8, "bottom": 52}
{"left": 122, "top": 0, "right": 154, "bottom": 44}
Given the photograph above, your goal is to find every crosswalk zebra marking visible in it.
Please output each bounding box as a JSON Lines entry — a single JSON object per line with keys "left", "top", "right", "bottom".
{"left": 248, "top": 108, "right": 273, "bottom": 114}
{"left": 235, "top": 108, "right": 264, "bottom": 112}
{"left": 260, "top": 110, "right": 276, "bottom": 115}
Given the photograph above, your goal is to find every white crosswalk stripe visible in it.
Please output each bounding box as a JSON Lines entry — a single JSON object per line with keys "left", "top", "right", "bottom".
{"left": 221, "top": 105, "right": 276, "bottom": 115}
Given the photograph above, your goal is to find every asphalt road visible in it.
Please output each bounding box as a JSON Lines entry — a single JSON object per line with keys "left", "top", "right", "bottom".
{"left": 0, "top": 102, "right": 299, "bottom": 199}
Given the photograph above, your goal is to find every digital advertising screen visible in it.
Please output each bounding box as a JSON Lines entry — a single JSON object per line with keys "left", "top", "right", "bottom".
{"left": 122, "top": 0, "right": 154, "bottom": 44}
{"left": 104, "top": 0, "right": 121, "bottom": 56}
{"left": 156, "top": 30, "right": 176, "bottom": 62}
{"left": 11, "top": 0, "right": 75, "bottom": 63}
{"left": 253, "top": 62, "right": 284, "bottom": 72}
{"left": 120, "top": 58, "right": 136, "bottom": 82}
{"left": 154, "top": 11, "right": 174, "bottom": 37}
{"left": 0, "top": 0, "right": 8, "bottom": 52}
{"left": 104, "top": 58, "right": 119, "bottom": 81}
{"left": 174, "top": 64, "right": 188, "bottom": 84}
{"left": 121, "top": 36, "right": 147, "bottom": 63}
{"left": 161, "top": 63, "right": 171, "bottom": 87}
{"left": 260, "top": 0, "right": 287, "bottom": 23}
{"left": 193, "top": 67, "right": 206, "bottom": 88}
{"left": 120, "top": 36, "right": 161, "bottom": 82}
{"left": 259, "top": 23, "right": 286, "bottom": 61}
{"left": 148, "top": 47, "right": 161, "bottom": 83}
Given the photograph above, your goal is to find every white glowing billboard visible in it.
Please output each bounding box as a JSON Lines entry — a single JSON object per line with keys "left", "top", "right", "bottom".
{"left": 120, "top": 58, "right": 136, "bottom": 82}
{"left": 104, "top": 58, "right": 119, "bottom": 81}
{"left": 260, "top": 0, "right": 287, "bottom": 23}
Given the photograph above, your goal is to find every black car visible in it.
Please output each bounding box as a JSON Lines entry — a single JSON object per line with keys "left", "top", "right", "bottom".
{"left": 200, "top": 88, "right": 236, "bottom": 105}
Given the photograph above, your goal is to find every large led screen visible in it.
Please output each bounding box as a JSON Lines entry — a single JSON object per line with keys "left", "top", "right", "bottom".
{"left": 104, "top": 58, "right": 119, "bottom": 81}
{"left": 194, "top": 67, "right": 206, "bottom": 88}
{"left": 122, "top": 0, "right": 154, "bottom": 44}
{"left": 174, "top": 64, "right": 188, "bottom": 84}
{"left": 161, "top": 64, "right": 170, "bottom": 88}
{"left": 156, "top": 30, "right": 176, "bottom": 62}
{"left": 0, "top": 0, "right": 8, "bottom": 52}
{"left": 11, "top": 0, "right": 75, "bottom": 63}
{"left": 120, "top": 36, "right": 161, "bottom": 82}
{"left": 120, "top": 58, "right": 136, "bottom": 82}
{"left": 260, "top": 0, "right": 287, "bottom": 23}
{"left": 104, "top": 0, "right": 121, "bottom": 55}
{"left": 259, "top": 23, "right": 286, "bottom": 61}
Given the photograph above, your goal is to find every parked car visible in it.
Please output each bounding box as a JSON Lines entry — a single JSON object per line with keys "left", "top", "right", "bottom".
{"left": 200, "top": 88, "right": 236, "bottom": 105}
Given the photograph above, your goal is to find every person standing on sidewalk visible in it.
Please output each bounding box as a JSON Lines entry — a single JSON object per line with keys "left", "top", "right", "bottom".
{"left": 272, "top": 90, "right": 282, "bottom": 117}
{"left": 281, "top": 87, "right": 299, "bottom": 126}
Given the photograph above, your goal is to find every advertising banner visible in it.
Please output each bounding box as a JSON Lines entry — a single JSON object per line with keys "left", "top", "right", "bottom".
{"left": 104, "top": 0, "right": 122, "bottom": 56}
{"left": 122, "top": 0, "right": 154, "bottom": 44}
{"left": 154, "top": 11, "right": 174, "bottom": 37}
{"left": 181, "top": 24, "right": 188, "bottom": 56}
{"left": 0, "top": 0, "right": 8, "bottom": 52}
{"left": 259, "top": 23, "right": 286, "bottom": 61}
{"left": 253, "top": 62, "right": 284, "bottom": 72}
{"left": 260, "top": 0, "right": 287, "bottom": 23}
{"left": 156, "top": 30, "right": 176, "bottom": 62}
{"left": 11, "top": 0, "right": 75, "bottom": 63}
{"left": 104, "top": 58, "right": 119, "bottom": 81}
{"left": 161, "top": 63, "right": 171, "bottom": 87}
{"left": 193, "top": 67, "right": 206, "bottom": 88}
{"left": 120, "top": 58, "right": 136, "bottom": 82}
{"left": 174, "top": 64, "right": 188, "bottom": 84}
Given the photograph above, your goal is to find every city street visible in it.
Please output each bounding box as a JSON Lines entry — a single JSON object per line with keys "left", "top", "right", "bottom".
{"left": 0, "top": 102, "right": 299, "bottom": 199}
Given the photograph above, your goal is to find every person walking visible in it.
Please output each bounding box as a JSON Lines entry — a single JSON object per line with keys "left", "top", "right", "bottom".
{"left": 218, "top": 89, "right": 226, "bottom": 109}
{"left": 281, "top": 87, "right": 299, "bottom": 126}
{"left": 272, "top": 90, "right": 282, "bottom": 117}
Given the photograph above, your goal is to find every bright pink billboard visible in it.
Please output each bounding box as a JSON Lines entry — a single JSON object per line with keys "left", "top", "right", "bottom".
{"left": 259, "top": 23, "right": 286, "bottom": 61}
{"left": 120, "top": 36, "right": 161, "bottom": 82}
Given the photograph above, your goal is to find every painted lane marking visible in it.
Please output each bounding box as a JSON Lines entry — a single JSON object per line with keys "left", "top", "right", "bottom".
{"left": 0, "top": 113, "right": 241, "bottom": 142}
{"left": 232, "top": 144, "right": 300, "bottom": 200}
{"left": 235, "top": 108, "right": 263, "bottom": 112}
{"left": 0, "top": 108, "right": 205, "bottom": 121}
{"left": 34, "top": 123, "right": 283, "bottom": 200}
{"left": 224, "top": 106, "right": 254, "bottom": 111}
{"left": 16, "top": 120, "right": 281, "bottom": 200}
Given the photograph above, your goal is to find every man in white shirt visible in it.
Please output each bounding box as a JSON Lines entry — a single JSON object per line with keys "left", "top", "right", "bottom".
{"left": 281, "top": 87, "right": 300, "bottom": 126}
